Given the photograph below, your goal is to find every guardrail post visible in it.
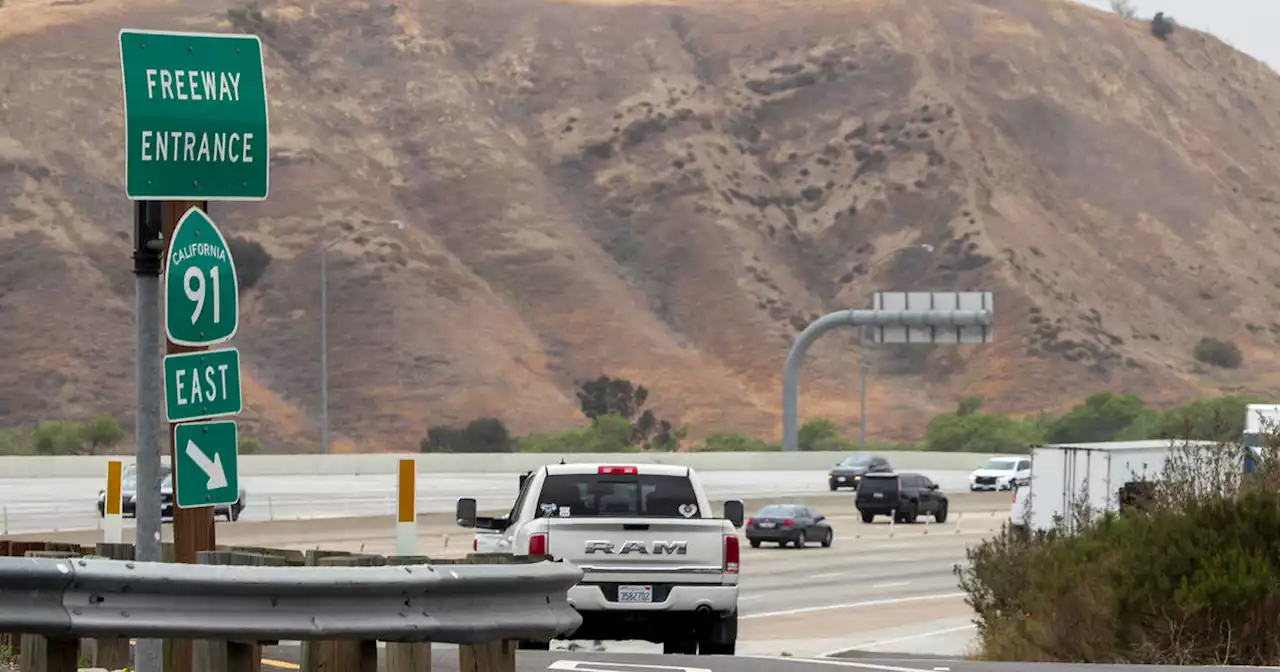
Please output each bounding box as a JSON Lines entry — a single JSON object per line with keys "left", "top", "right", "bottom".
{"left": 457, "top": 553, "right": 524, "bottom": 672}
{"left": 83, "top": 543, "right": 135, "bottom": 670}
{"left": 19, "top": 551, "right": 79, "bottom": 672}
{"left": 308, "top": 554, "right": 385, "bottom": 672}
{"left": 17, "top": 636, "right": 77, "bottom": 672}
{"left": 386, "top": 555, "right": 432, "bottom": 672}
{"left": 195, "top": 551, "right": 287, "bottom": 672}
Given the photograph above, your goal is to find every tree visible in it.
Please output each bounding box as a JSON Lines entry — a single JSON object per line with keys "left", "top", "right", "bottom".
{"left": 420, "top": 418, "right": 512, "bottom": 453}
{"left": 1110, "top": 0, "right": 1137, "bottom": 18}
{"left": 517, "top": 413, "right": 640, "bottom": 454}
{"left": 227, "top": 236, "right": 272, "bottom": 292}
{"left": 575, "top": 376, "right": 681, "bottom": 451}
{"left": 238, "top": 438, "right": 261, "bottom": 455}
{"left": 696, "top": 432, "right": 774, "bottom": 452}
{"left": 1193, "top": 337, "right": 1242, "bottom": 369}
{"left": 576, "top": 376, "right": 649, "bottom": 422}
{"left": 80, "top": 413, "right": 124, "bottom": 455}
{"left": 1044, "top": 392, "right": 1146, "bottom": 444}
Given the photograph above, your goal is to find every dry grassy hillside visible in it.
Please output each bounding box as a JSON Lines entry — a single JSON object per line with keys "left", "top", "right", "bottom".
{"left": 3, "top": 0, "right": 1280, "bottom": 451}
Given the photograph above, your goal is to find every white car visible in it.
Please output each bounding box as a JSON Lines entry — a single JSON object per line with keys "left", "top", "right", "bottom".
{"left": 969, "top": 457, "right": 1031, "bottom": 492}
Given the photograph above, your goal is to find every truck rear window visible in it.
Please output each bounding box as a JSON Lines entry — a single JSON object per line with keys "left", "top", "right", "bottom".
{"left": 535, "top": 474, "right": 701, "bottom": 518}
{"left": 859, "top": 476, "right": 899, "bottom": 494}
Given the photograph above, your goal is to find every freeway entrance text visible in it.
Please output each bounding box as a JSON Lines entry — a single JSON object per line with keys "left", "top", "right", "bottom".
{"left": 119, "top": 29, "right": 270, "bottom": 200}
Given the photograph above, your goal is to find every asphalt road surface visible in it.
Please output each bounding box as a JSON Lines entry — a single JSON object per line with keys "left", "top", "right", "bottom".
{"left": 0, "top": 469, "right": 978, "bottom": 534}
{"left": 203, "top": 509, "right": 1008, "bottom": 662}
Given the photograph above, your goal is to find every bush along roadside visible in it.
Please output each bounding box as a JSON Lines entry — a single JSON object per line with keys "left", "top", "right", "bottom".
{"left": 956, "top": 429, "right": 1280, "bottom": 665}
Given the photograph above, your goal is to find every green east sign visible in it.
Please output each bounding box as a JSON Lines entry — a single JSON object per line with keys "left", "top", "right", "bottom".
{"left": 118, "top": 29, "right": 270, "bottom": 200}
{"left": 164, "top": 207, "right": 238, "bottom": 346}
{"left": 163, "top": 347, "right": 242, "bottom": 423}
{"left": 174, "top": 420, "right": 240, "bottom": 509}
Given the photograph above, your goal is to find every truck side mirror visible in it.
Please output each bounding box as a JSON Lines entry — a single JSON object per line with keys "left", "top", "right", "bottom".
{"left": 723, "top": 500, "right": 744, "bottom": 528}
{"left": 456, "top": 497, "right": 478, "bottom": 528}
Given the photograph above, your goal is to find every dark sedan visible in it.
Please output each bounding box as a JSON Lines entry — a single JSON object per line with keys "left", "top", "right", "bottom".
{"left": 98, "top": 464, "right": 246, "bottom": 522}
{"left": 828, "top": 454, "right": 892, "bottom": 491}
{"left": 745, "top": 504, "right": 833, "bottom": 548}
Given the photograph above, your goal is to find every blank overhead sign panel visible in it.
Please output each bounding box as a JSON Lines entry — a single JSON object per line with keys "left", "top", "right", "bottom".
{"left": 870, "top": 291, "right": 994, "bottom": 344}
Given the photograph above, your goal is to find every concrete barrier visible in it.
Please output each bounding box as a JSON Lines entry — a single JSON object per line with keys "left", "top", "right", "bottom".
{"left": 0, "top": 450, "right": 1011, "bottom": 479}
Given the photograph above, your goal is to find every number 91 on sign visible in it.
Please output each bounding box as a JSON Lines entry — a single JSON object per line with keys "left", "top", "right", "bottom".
{"left": 164, "top": 207, "right": 239, "bottom": 346}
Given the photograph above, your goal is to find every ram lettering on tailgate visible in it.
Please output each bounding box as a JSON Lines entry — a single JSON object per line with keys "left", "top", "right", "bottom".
{"left": 584, "top": 540, "right": 688, "bottom": 555}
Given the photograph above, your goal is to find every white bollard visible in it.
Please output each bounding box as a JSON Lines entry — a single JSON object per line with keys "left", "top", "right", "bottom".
{"left": 2, "top": 505, "right": 7, "bottom": 535}
{"left": 956, "top": 511, "right": 963, "bottom": 534}
{"left": 889, "top": 509, "right": 896, "bottom": 538}
{"left": 268, "top": 495, "right": 275, "bottom": 521}
{"left": 395, "top": 458, "right": 417, "bottom": 556}
{"left": 103, "top": 460, "right": 123, "bottom": 543}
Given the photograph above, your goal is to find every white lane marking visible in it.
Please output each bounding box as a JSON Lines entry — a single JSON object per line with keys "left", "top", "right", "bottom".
{"left": 548, "top": 661, "right": 712, "bottom": 671}
{"left": 737, "top": 655, "right": 937, "bottom": 672}
{"left": 870, "top": 580, "right": 910, "bottom": 589}
{"left": 811, "top": 571, "right": 844, "bottom": 579}
{"left": 742, "top": 592, "right": 966, "bottom": 619}
{"left": 739, "top": 594, "right": 765, "bottom": 601}
{"left": 817, "top": 623, "right": 977, "bottom": 658}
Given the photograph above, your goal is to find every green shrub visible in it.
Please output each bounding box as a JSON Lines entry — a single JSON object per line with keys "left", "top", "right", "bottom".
{"left": 958, "top": 433, "right": 1280, "bottom": 664}
{"left": 1193, "top": 337, "right": 1242, "bottom": 369}
{"left": 516, "top": 414, "right": 640, "bottom": 454}
{"left": 695, "top": 432, "right": 775, "bottom": 452}
{"left": 924, "top": 396, "right": 1042, "bottom": 453}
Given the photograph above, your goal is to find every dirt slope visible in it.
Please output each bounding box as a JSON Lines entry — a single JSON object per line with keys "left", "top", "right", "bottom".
{"left": 3, "top": 0, "right": 1280, "bottom": 451}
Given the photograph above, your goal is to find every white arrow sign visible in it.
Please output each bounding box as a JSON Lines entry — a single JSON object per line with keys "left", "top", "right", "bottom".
{"left": 547, "top": 661, "right": 711, "bottom": 672}
{"left": 184, "top": 439, "right": 228, "bottom": 490}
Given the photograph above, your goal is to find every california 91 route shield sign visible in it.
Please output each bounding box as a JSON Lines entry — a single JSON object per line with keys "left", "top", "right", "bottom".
{"left": 165, "top": 208, "right": 238, "bottom": 346}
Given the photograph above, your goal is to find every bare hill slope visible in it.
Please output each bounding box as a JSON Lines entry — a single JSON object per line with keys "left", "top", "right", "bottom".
{"left": 3, "top": 0, "right": 1280, "bottom": 450}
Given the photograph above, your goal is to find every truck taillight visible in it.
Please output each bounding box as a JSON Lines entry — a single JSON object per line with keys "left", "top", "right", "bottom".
{"left": 473, "top": 537, "right": 478, "bottom": 551}
{"left": 529, "top": 533, "right": 547, "bottom": 556}
{"left": 598, "top": 465, "right": 638, "bottom": 475}
{"left": 723, "top": 535, "right": 739, "bottom": 574}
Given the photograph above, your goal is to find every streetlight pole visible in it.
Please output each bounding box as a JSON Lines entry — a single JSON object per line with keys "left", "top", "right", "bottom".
{"left": 320, "top": 220, "right": 405, "bottom": 454}
{"left": 856, "top": 243, "right": 933, "bottom": 452}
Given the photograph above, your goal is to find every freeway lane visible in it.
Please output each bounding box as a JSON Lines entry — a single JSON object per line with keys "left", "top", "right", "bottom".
{"left": 0, "top": 468, "right": 978, "bottom": 534}
{"left": 253, "top": 648, "right": 1280, "bottom": 672}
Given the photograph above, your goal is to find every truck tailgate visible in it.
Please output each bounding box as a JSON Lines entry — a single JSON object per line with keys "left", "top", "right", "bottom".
{"left": 544, "top": 517, "right": 726, "bottom": 580}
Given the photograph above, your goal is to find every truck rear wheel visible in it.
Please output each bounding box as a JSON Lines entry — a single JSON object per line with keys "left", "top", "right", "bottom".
{"left": 664, "top": 640, "right": 697, "bottom": 654}
{"left": 697, "top": 611, "right": 737, "bottom": 655}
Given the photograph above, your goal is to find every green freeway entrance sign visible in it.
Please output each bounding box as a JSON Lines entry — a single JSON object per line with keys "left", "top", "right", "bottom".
{"left": 119, "top": 29, "right": 269, "bottom": 200}
{"left": 174, "top": 420, "right": 239, "bottom": 509}
{"left": 163, "top": 347, "right": 242, "bottom": 423}
{"left": 164, "top": 207, "right": 238, "bottom": 346}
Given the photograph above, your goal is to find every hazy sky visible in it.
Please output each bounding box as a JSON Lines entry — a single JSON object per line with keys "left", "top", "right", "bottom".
{"left": 1074, "top": 0, "right": 1280, "bottom": 71}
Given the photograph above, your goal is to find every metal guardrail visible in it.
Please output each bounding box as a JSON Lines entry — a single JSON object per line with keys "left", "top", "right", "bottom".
{"left": 1, "top": 556, "right": 582, "bottom": 642}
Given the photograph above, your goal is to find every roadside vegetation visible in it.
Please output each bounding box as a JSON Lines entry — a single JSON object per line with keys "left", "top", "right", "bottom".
{"left": 958, "top": 424, "right": 1280, "bottom": 665}
{"left": 0, "top": 384, "right": 1262, "bottom": 456}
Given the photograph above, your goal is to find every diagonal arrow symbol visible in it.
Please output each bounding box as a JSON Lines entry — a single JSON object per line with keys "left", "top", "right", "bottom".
{"left": 184, "top": 439, "right": 228, "bottom": 490}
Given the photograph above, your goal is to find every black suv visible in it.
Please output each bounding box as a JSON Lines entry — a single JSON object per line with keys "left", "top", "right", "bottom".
{"left": 855, "top": 472, "right": 948, "bottom": 524}
{"left": 828, "top": 454, "right": 892, "bottom": 490}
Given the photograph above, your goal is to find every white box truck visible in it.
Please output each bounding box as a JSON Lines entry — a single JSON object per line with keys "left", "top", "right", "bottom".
{"left": 1023, "top": 440, "right": 1215, "bottom": 532}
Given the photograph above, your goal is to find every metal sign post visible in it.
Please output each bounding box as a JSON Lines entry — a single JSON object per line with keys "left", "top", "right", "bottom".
{"left": 781, "top": 300, "right": 995, "bottom": 452}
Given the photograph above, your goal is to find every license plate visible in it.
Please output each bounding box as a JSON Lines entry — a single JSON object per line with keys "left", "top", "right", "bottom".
{"left": 873, "top": 492, "right": 884, "bottom": 498}
{"left": 617, "top": 585, "right": 653, "bottom": 603}
{"left": 758, "top": 522, "right": 776, "bottom": 528}
{"left": 836, "top": 477, "right": 846, "bottom": 482}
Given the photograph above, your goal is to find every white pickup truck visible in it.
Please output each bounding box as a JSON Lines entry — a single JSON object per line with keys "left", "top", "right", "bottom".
{"left": 455, "top": 463, "right": 745, "bottom": 655}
